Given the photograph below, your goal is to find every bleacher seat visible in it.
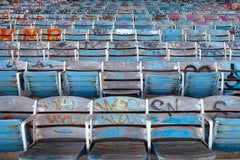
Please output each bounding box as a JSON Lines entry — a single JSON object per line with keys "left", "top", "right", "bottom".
{"left": 86, "top": 96, "right": 150, "bottom": 160}
{"left": 19, "top": 96, "right": 91, "bottom": 160}
{"left": 149, "top": 96, "right": 216, "bottom": 160}
{"left": 0, "top": 96, "right": 35, "bottom": 152}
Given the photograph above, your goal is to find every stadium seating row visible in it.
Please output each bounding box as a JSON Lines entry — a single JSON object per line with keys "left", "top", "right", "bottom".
{"left": 1, "top": 59, "right": 240, "bottom": 98}
{"left": 0, "top": 95, "right": 240, "bottom": 159}
{"left": 0, "top": 28, "right": 236, "bottom": 42}
{"left": 2, "top": 41, "right": 240, "bottom": 62}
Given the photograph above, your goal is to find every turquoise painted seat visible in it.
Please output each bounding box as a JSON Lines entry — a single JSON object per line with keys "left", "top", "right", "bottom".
{"left": 78, "top": 41, "right": 107, "bottom": 62}
{"left": 136, "top": 29, "right": 160, "bottom": 42}
{"left": 19, "top": 96, "right": 92, "bottom": 160}
{"left": 198, "top": 42, "right": 227, "bottom": 61}
{"left": 0, "top": 96, "right": 35, "bottom": 152}
{"left": 23, "top": 60, "right": 64, "bottom": 98}
{"left": 19, "top": 41, "right": 47, "bottom": 62}
{"left": 63, "top": 61, "right": 101, "bottom": 98}
{"left": 64, "top": 29, "right": 87, "bottom": 41}
{"left": 149, "top": 96, "right": 216, "bottom": 160}
{"left": 138, "top": 41, "right": 167, "bottom": 61}
{"left": 168, "top": 41, "right": 198, "bottom": 62}
{"left": 217, "top": 60, "right": 240, "bottom": 95}
{"left": 108, "top": 41, "right": 138, "bottom": 62}
{"left": 162, "top": 29, "right": 184, "bottom": 42}
{"left": 184, "top": 29, "right": 207, "bottom": 42}
{"left": 142, "top": 61, "right": 181, "bottom": 97}
{"left": 0, "top": 41, "right": 18, "bottom": 61}
{"left": 0, "top": 60, "right": 26, "bottom": 96}
{"left": 203, "top": 95, "right": 240, "bottom": 152}
{"left": 86, "top": 96, "right": 150, "bottom": 160}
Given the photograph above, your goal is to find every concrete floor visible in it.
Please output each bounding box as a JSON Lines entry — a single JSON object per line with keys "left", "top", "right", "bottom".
{"left": 0, "top": 151, "right": 240, "bottom": 160}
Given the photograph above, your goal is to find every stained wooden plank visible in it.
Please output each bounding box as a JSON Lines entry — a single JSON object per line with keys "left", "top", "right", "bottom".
{"left": 93, "top": 97, "right": 146, "bottom": 112}
{"left": 89, "top": 141, "right": 147, "bottom": 160}
{"left": 38, "top": 96, "right": 91, "bottom": 112}
{"left": 18, "top": 142, "right": 85, "bottom": 160}
{"left": 152, "top": 141, "right": 216, "bottom": 160}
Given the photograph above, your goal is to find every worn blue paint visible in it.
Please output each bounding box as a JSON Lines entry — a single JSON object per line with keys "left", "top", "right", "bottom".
{"left": 152, "top": 129, "right": 197, "bottom": 139}
{"left": 63, "top": 71, "right": 99, "bottom": 98}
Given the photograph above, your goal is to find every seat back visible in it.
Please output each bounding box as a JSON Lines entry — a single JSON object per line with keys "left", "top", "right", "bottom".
{"left": 203, "top": 95, "right": 240, "bottom": 152}
{"left": 167, "top": 41, "right": 198, "bottom": 61}
{"left": 34, "top": 96, "right": 91, "bottom": 142}
{"left": 148, "top": 96, "right": 203, "bottom": 141}
{"left": 100, "top": 61, "right": 143, "bottom": 97}
{"left": 0, "top": 96, "right": 35, "bottom": 152}
{"left": 0, "top": 60, "right": 26, "bottom": 96}
{"left": 48, "top": 41, "right": 78, "bottom": 61}
{"left": 197, "top": 42, "right": 227, "bottom": 61}
{"left": 108, "top": 41, "right": 138, "bottom": 61}
{"left": 24, "top": 60, "right": 64, "bottom": 98}
{"left": 78, "top": 41, "right": 107, "bottom": 61}
{"left": 142, "top": 61, "right": 181, "bottom": 96}
{"left": 0, "top": 41, "right": 18, "bottom": 61}
{"left": 19, "top": 41, "right": 47, "bottom": 61}
{"left": 217, "top": 60, "right": 240, "bottom": 95}
{"left": 138, "top": 41, "right": 167, "bottom": 61}
{"left": 87, "top": 96, "right": 148, "bottom": 147}
{"left": 63, "top": 61, "right": 102, "bottom": 98}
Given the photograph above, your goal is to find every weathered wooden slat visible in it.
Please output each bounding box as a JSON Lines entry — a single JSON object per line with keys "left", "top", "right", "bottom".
{"left": 151, "top": 126, "right": 202, "bottom": 139}
{"left": 152, "top": 141, "right": 216, "bottom": 160}
{"left": 93, "top": 97, "right": 146, "bottom": 111}
{"left": 102, "top": 72, "right": 140, "bottom": 80}
{"left": 36, "top": 127, "right": 85, "bottom": 140}
{"left": 89, "top": 141, "right": 147, "bottom": 160}
{"left": 38, "top": 96, "right": 91, "bottom": 112}
{"left": 18, "top": 142, "right": 85, "bottom": 160}
{"left": 148, "top": 96, "right": 201, "bottom": 111}
{"left": 93, "top": 127, "right": 145, "bottom": 140}
{"left": 36, "top": 114, "right": 88, "bottom": 125}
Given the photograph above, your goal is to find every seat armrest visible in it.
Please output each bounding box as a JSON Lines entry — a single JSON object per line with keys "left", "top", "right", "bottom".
{"left": 21, "top": 115, "right": 35, "bottom": 151}
{"left": 199, "top": 113, "right": 213, "bottom": 150}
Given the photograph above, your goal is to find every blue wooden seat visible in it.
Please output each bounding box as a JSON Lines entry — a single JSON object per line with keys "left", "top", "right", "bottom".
{"left": 203, "top": 95, "right": 240, "bottom": 152}
{"left": 0, "top": 41, "right": 18, "bottom": 61}
{"left": 167, "top": 41, "right": 198, "bottom": 62}
{"left": 0, "top": 96, "right": 35, "bottom": 152}
{"left": 149, "top": 96, "right": 216, "bottom": 160}
{"left": 0, "top": 60, "right": 26, "bottom": 96}
{"left": 19, "top": 41, "right": 47, "bottom": 61}
{"left": 217, "top": 60, "right": 240, "bottom": 95}
{"left": 64, "top": 29, "right": 87, "bottom": 41}
{"left": 142, "top": 61, "right": 181, "bottom": 97}
{"left": 197, "top": 42, "right": 227, "bottom": 61}
{"left": 206, "top": 30, "right": 230, "bottom": 42}
{"left": 180, "top": 60, "right": 220, "bottom": 98}
{"left": 63, "top": 61, "right": 101, "bottom": 98}
{"left": 88, "top": 29, "right": 112, "bottom": 41}
{"left": 108, "top": 41, "right": 138, "bottom": 62}
{"left": 138, "top": 41, "right": 167, "bottom": 61}
{"left": 136, "top": 29, "right": 160, "bottom": 41}
{"left": 23, "top": 60, "right": 64, "bottom": 98}
{"left": 112, "top": 29, "right": 136, "bottom": 41}
{"left": 78, "top": 41, "right": 107, "bottom": 61}
{"left": 86, "top": 96, "right": 150, "bottom": 160}
{"left": 184, "top": 29, "right": 207, "bottom": 42}
{"left": 48, "top": 41, "right": 78, "bottom": 61}
{"left": 100, "top": 61, "right": 143, "bottom": 98}
{"left": 19, "top": 96, "right": 92, "bottom": 160}
{"left": 161, "top": 29, "right": 184, "bottom": 42}
{"left": 227, "top": 41, "right": 240, "bottom": 61}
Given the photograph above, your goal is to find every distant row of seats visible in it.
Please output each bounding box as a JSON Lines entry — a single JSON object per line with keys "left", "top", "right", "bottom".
{"left": 1, "top": 18, "right": 240, "bottom": 30}
{"left": 2, "top": 41, "right": 240, "bottom": 62}
{"left": 1, "top": 95, "right": 240, "bottom": 159}
{"left": 1, "top": 59, "right": 240, "bottom": 98}
{"left": 0, "top": 28, "right": 236, "bottom": 42}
